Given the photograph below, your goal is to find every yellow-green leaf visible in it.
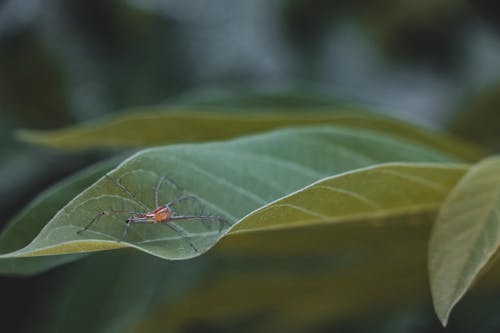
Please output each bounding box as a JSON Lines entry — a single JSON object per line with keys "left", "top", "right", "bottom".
{"left": 429, "top": 156, "right": 500, "bottom": 326}
{"left": 18, "top": 109, "right": 483, "bottom": 161}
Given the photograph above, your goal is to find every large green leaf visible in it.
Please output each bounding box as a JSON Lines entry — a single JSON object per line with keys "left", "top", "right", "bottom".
{"left": 428, "top": 156, "right": 500, "bottom": 326}
{"left": 17, "top": 109, "right": 483, "bottom": 161}
{"left": 0, "top": 126, "right": 464, "bottom": 273}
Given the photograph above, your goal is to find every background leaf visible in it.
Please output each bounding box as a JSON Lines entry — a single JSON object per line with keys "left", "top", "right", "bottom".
{"left": 429, "top": 156, "right": 500, "bottom": 326}
{"left": 18, "top": 110, "right": 483, "bottom": 161}
{"left": 34, "top": 234, "right": 435, "bottom": 333}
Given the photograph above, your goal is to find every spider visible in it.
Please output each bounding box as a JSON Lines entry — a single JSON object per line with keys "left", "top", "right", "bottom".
{"left": 77, "top": 174, "right": 228, "bottom": 252}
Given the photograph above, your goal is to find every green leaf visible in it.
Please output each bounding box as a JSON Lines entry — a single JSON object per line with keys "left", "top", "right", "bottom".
{"left": 17, "top": 109, "right": 483, "bottom": 161}
{"left": 0, "top": 126, "right": 465, "bottom": 273}
{"left": 230, "top": 163, "right": 466, "bottom": 235}
{"left": 429, "top": 156, "right": 500, "bottom": 326}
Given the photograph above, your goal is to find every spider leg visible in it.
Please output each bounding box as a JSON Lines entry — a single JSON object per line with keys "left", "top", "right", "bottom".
{"left": 77, "top": 210, "right": 136, "bottom": 235}
{"left": 104, "top": 174, "right": 151, "bottom": 211}
{"left": 159, "top": 180, "right": 218, "bottom": 227}
{"left": 119, "top": 220, "right": 133, "bottom": 243}
{"left": 169, "top": 215, "right": 231, "bottom": 233}
{"left": 159, "top": 175, "right": 183, "bottom": 192}
{"left": 154, "top": 176, "right": 166, "bottom": 208}
{"left": 166, "top": 194, "right": 227, "bottom": 230}
{"left": 164, "top": 222, "right": 198, "bottom": 252}
{"left": 165, "top": 194, "right": 200, "bottom": 208}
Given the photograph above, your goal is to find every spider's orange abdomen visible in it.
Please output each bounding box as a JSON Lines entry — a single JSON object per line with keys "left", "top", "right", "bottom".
{"left": 152, "top": 206, "right": 171, "bottom": 223}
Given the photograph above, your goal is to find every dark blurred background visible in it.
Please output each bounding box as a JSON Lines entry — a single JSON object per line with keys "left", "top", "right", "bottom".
{"left": 2, "top": 0, "right": 500, "bottom": 129}
{"left": 1, "top": 1, "right": 500, "bottom": 332}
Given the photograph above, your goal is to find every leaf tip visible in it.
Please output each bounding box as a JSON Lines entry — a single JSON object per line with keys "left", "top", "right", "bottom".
{"left": 433, "top": 297, "right": 453, "bottom": 328}
{"left": 438, "top": 313, "right": 449, "bottom": 328}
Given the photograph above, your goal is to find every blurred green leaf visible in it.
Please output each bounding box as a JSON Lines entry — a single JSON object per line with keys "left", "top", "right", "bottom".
{"left": 132, "top": 223, "right": 433, "bottom": 333}
{"left": 32, "top": 251, "right": 207, "bottom": 333}
{"left": 428, "top": 156, "right": 500, "bottom": 326}
{"left": 41, "top": 209, "right": 499, "bottom": 333}
{"left": 18, "top": 109, "right": 483, "bottom": 161}
{"left": 1, "top": 125, "right": 463, "bottom": 274}
{"left": 0, "top": 31, "right": 71, "bottom": 127}
{"left": 36, "top": 229, "right": 433, "bottom": 333}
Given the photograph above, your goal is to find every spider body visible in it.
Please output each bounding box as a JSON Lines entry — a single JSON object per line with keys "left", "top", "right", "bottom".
{"left": 129, "top": 206, "right": 173, "bottom": 224}
{"left": 77, "top": 175, "right": 229, "bottom": 251}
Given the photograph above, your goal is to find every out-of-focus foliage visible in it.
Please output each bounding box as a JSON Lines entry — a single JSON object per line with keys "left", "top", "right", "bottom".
{"left": 285, "top": 0, "right": 466, "bottom": 67}
{"left": 0, "top": 125, "right": 464, "bottom": 268}
{"left": 429, "top": 156, "right": 500, "bottom": 325}
{"left": 451, "top": 82, "right": 500, "bottom": 150}
{"left": 17, "top": 109, "right": 483, "bottom": 161}
{"left": 1, "top": 0, "right": 500, "bottom": 332}
{"left": 0, "top": 32, "right": 70, "bottom": 128}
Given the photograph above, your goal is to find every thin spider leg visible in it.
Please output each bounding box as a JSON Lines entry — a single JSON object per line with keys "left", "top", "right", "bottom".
{"left": 169, "top": 215, "right": 215, "bottom": 220}
{"left": 119, "top": 221, "right": 133, "bottom": 243}
{"left": 166, "top": 194, "right": 200, "bottom": 208}
{"left": 160, "top": 175, "right": 183, "bottom": 192}
{"left": 154, "top": 176, "right": 166, "bottom": 208}
{"left": 169, "top": 215, "right": 230, "bottom": 236}
{"left": 77, "top": 210, "right": 136, "bottom": 235}
{"left": 196, "top": 205, "right": 209, "bottom": 229}
{"left": 167, "top": 195, "right": 225, "bottom": 232}
{"left": 157, "top": 175, "right": 188, "bottom": 205}
{"left": 77, "top": 212, "right": 104, "bottom": 235}
{"left": 170, "top": 214, "right": 231, "bottom": 229}
{"left": 104, "top": 174, "right": 151, "bottom": 211}
{"left": 165, "top": 222, "right": 198, "bottom": 252}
